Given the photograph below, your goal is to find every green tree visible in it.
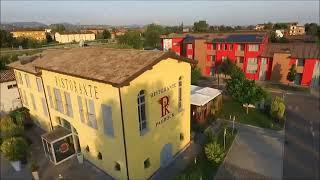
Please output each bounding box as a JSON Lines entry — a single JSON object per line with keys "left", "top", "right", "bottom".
{"left": 97, "top": 30, "right": 111, "bottom": 39}
{"left": 273, "top": 23, "right": 288, "bottom": 30}
{"left": 305, "top": 23, "right": 319, "bottom": 36}
{"left": 270, "top": 96, "right": 286, "bottom": 121}
{"left": 193, "top": 20, "right": 209, "bottom": 32}
{"left": 1, "top": 137, "right": 29, "bottom": 161}
{"left": 287, "top": 64, "right": 297, "bottom": 84}
{"left": 191, "top": 67, "right": 202, "bottom": 85}
{"left": 49, "top": 24, "right": 66, "bottom": 33}
{"left": 143, "top": 24, "right": 165, "bottom": 49}
{"left": 0, "top": 116, "right": 24, "bottom": 139}
{"left": 117, "top": 31, "right": 143, "bottom": 49}
{"left": 45, "top": 33, "right": 53, "bottom": 43}
{"left": 264, "top": 22, "right": 273, "bottom": 30}
{"left": 204, "top": 141, "right": 225, "bottom": 164}
{"left": 0, "top": 29, "right": 14, "bottom": 48}
{"left": 220, "top": 58, "right": 235, "bottom": 76}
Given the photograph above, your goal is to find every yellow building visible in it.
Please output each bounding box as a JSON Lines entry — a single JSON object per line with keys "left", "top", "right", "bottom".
{"left": 54, "top": 32, "right": 96, "bottom": 43}
{"left": 9, "top": 47, "right": 195, "bottom": 179}
{"left": 11, "top": 30, "right": 47, "bottom": 40}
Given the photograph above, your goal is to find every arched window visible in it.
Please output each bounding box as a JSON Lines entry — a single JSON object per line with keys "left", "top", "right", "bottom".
{"left": 138, "top": 90, "right": 147, "bottom": 133}
{"left": 178, "top": 76, "right": 183, "bottom": 111}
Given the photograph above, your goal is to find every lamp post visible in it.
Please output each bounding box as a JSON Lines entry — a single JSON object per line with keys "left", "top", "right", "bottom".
{"left": 224, "top": 128, "right": 226, "bottom": 150}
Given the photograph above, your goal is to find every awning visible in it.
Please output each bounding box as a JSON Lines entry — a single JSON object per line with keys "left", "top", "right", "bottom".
{"left": 41, "top": 126, "right": 72, "bottom": 143}
{"left": 190, "top": 85, "right": 221, "bottom": 106}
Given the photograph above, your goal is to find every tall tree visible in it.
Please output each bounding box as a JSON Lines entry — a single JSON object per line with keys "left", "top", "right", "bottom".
{"left": 50, "top": 24, "right": 66, "bottom": 33}
{"left": 117, "top": 31, "right": 143, "bottom": 49}
{"left": 193, "top": 20, "right": 209, "bottom": 32}
{"left": 143, "top": 24, "right": 165, "bottom": 49}
{"left": 0, "top": 29, "right": 14, "bottom": 48}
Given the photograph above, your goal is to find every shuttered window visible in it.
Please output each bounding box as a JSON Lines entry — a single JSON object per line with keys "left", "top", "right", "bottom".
{"left": 248, "top": 44, "right": 259, "bottom": 52}
{"left": 41, "top": 97, "right": 49, "bottom": 117}
{"left": 36, "top": 78, "right": 43, "bottom": 92}
{"left": 47, "top": 86, "right": 54, "bottom": 108}
{"left": 77, "top": 96, "right": 85, "bottom": 123}
{"left": 64, "top": 92, "right": 73, "bottom": 117}
{"left": 24, "top": 74, "right": 31, "bottom": 88}
{"left": 23, "top": 90, "right": 28, "bottom": 106}
{"left": 102, "top": 104, "right": 114, "bottom": 137}
{"left": 30, "top": 93, "right": 36, "bottom": 110}
{"left": 86, "top": 99, "right": 97, "bottom": 129}
{"left": 53, "top": 88, "right": 63, "bottom": 112}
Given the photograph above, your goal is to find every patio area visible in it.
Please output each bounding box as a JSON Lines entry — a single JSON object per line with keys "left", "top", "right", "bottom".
{"left": 1, "top": 125, "right": 113, "bottom": 180}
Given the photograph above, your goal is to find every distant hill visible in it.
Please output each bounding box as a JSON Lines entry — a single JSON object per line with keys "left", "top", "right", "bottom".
{"left": 0, "top": 21, "right": 48, "bottom": 31}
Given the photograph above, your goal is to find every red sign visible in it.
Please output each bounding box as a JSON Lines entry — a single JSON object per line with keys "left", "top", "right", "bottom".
{"left": 59, "top": 143, "right": 69, "bottom": 153}
{"left": 159, "top": 96, "right": 170, "bottom": 117}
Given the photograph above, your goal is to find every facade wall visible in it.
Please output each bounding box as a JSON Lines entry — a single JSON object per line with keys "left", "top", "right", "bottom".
{"left": 120, "top": 58, "right": 191, "bottom": 179}
{"left": 301, "top": 59, "right": 317, "bottom": 86}
{"left": 270, "top": 53, "right": 292, "bottom": 84}
{"left": 40, "top": 70, "right": 127, "bottom": 179}
{"left": 0, "top": 80, "right": 21, "bottom": 113}
{"left": 194, "top": 39, "right": 209, "bottom": 76}
{"left": 55, "top": 33, "right": 96, "bottom": 43}
{"left": 13, "top": 70, "right": 51, "bottom": 131}
{"left": 11, "top": 31, "right": 46, "bottom": 40}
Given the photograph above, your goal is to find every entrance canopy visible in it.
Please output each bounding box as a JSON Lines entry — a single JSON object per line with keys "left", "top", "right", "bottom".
{"left": 41, "top": 126, "right": 75, "bottom": 165}
{"left": 42, "top": 126, "right": 72, "bottom": 143}
{"left": 190, "top": 85, "right": 221, "bottom": 106}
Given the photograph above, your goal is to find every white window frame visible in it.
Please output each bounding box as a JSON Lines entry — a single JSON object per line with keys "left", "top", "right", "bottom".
{"left": 187, "top": 44, "right": 193, "bottom": 50}
{"left": 137, "top": 90, "right": 147, "bottom": 135}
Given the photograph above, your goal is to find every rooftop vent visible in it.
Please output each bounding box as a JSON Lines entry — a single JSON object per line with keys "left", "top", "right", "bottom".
{"left": 18, "top": 54, "right": 37, "bottom": 65}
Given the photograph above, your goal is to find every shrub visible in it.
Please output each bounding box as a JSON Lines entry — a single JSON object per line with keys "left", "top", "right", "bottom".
{"left": 0, "top": 116, "right": 24, "bottom": 138}
{"left": 191, "top": 67, "right": 202, "bottom": 85}
{"left": 204, "top": 141, "right": 225, "bottom": 164}
{"left": 30, "top": 160, "right": 39, "bottom": 172}
{"left": 1, "top": 137, "right": 29, "bottom": 161}
{"left": 270, "top": 96, "right": 286, "bottom": 121}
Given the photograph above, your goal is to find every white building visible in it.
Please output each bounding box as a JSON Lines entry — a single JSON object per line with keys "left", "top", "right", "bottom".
{"left": 0, "top": 70, "right": 22, "bottom": 114}
{"left": 275, "top": 29, "right": 285, "bottom": 38}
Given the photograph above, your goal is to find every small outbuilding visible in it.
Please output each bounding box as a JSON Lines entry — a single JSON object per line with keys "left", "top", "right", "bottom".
{"left": 190, "top": 85, "right": 222, "bottom": 124}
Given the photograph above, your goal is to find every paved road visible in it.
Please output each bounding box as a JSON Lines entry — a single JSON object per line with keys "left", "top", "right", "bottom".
{"left": 277, "top": 92, "right": 319, "bottom": 180}
{"left": 215, "top": 123, "right": 284, "bottom": 179}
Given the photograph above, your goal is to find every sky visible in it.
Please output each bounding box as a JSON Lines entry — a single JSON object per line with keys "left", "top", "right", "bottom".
{"left": 1, "top": 1, "right": 319, "bottom": 26}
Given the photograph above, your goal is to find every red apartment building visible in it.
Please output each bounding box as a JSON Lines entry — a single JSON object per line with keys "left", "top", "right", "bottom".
{"left": 161, "top": 33, "right": 320, "bottom": 87}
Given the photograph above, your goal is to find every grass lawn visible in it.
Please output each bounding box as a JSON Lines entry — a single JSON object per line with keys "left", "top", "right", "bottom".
{"left": 176, "top": 127, "right": 237, "bottom": 180}
{"left": 219, "top": 98, "right": 284, "bottom": 130}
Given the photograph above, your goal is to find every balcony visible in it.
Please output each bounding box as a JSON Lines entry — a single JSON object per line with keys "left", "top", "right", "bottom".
{"left": 235, "top": 50, "right": 244, "bottom": 57}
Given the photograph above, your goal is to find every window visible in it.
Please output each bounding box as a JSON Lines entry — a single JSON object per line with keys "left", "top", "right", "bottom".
{"left": 229, "top": 44, "right": 233, "bottom": 51}
{"left": 222, "top": 44, "right": 226, "bottom": 50}
{"left": 180, "top": 133, "right": 184, "bottom": 141}
{"left": 144, "top": 158, "right": 150, "bottom": 169}
{"left": 23, "top": 90, "right": 28, "bottom": 106}
{"left": 97, "top": 152, "right": 102, "bottom": 160}
{"left": 86, "top": 99, "right": 97, "bottom": 129}
{"left": 261, "top": 58, "right": 267, "bottom": 65}
{"left": 53, "top": 88, "right": 63, "bottom": 112}
{"left": 114, "top": 162, "right": 121, "bottom": 171}
{"left": 237, "top": 44, "right": 244, "bottom": 51}
{"left": 248, "top": 44, "right": 259, "bottom": 52}
{"left": 30, "top": 93, "right": 36, "bottom": 110}
{"left": 187, "top": 44, "right": 192, "bottom": 49}
{"left": 36, "top": 78, "right": 43, "bottom": 92}
{"left": 137, "top": 90, "right": 147, "bottom": 134}
{"left": 47, "top": 86, "right": 54, "bottom": 108}
{"left": 237, "top": 57, "right": 244, "bottom": 63}
{"left": 77, "top": 96, "right": 85, "bottom": 123}
{"left": 41, "top": 97, "right": 49, "bottom": 117}
{"left": 297, "top": 59, "right": 305, "bottom": 66}
{"left": 64, "top": 92, "right": 73, "bottom": 117}
{"left": 102, "top": 104, "right": 114, "bottom": 137}
{"left": 212, "top": 43, "right": 216, "bottom": 50}
{"left": 187, "top": 54, "right": 193, "bottom": 59}
{"left": 178, "top": 76, "right": 182, "bottom": 111}
{"left": 18, "top": 72, "right": 23, "bottom": 85}
{"left": 24, "top": 74, "right": 30, "bottom": 88}
{"left": 248, "top": 58, "right": 258, "bottom": 64}
{"left": 217, "top": 44, "right": 221, "bottom": 50}
{"left": 85, "top": 145, "right": 90, "bottom": 152}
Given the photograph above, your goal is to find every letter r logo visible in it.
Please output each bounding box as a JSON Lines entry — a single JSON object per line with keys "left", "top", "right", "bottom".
{"left": 159, "top": 96, "right": 170, "bottom": 117}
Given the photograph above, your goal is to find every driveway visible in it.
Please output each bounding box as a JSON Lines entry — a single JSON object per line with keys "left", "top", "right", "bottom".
{"left": 215, "top": 123, "right": 284, "bottom": 179}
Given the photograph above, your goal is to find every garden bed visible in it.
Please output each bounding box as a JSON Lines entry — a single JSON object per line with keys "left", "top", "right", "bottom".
{"left": 219, "top": 98, "right": 284, "bottom": 131}
{"left": 176, "top": 127, "right": 237, "bottom": 180}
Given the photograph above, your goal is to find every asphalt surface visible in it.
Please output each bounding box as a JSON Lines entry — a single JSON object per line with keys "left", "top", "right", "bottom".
{"left": 278, "top": 92, "right": 320, "bottom": 180}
